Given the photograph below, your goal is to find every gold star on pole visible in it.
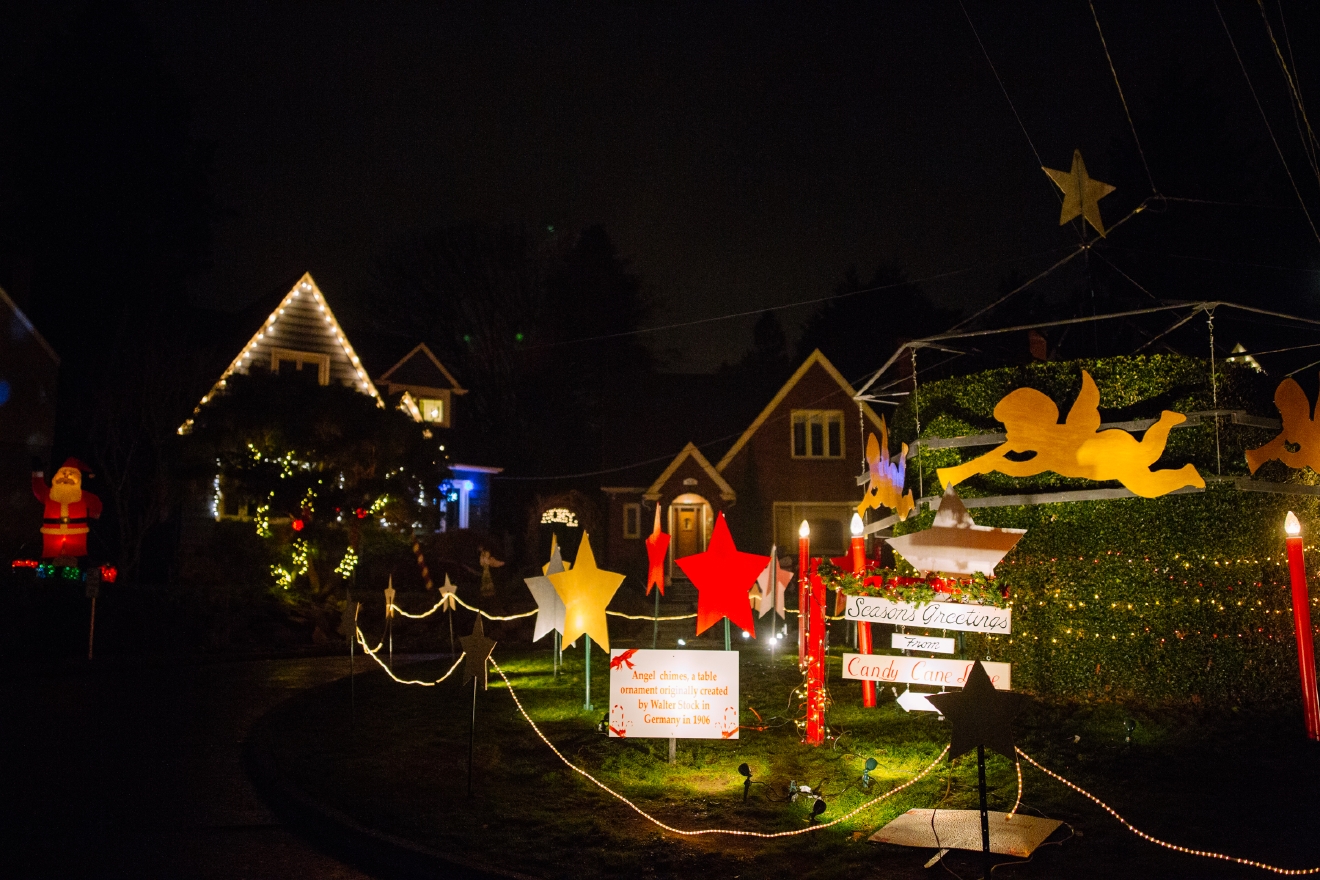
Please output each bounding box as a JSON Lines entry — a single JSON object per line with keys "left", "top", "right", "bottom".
{"left": 459, "top": 615, "right": 497, "bottom": 689}
{"left": 1043, "top": 149, "right": 1116, "bottom": 237}
{"left": 547, "top": 532, "right": 625, "bottom": 652}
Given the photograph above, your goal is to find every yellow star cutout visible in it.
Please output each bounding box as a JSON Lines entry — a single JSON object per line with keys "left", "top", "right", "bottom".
{"left": 1043, "top": 149, "right": 1116, "bottom": 237}
{"left": 547, "top": 532, "right": 624, "bottom": 652}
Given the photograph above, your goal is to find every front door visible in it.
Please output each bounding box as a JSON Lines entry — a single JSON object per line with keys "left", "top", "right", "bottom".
{"left": 673, "top": 505, "right": 703, "bottom": 559}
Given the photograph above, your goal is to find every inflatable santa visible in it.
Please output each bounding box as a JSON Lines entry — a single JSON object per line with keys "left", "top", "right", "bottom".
{"left": 33, "top": 458, "right": 102, "bottom": 562}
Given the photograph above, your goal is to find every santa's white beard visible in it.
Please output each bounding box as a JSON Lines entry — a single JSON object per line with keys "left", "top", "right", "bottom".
{"left": 50, "top": 483, "right": 81, "bottom": 504}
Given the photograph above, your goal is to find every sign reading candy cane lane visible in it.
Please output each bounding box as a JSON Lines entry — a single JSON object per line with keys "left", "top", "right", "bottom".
{"left": 843, "top": 654, "right": 1012, "bottom": 690}
{"left": 843, "top": 595, "right": 1012, "bottom": 635}
{"left": 607, "top": 649, "right": 740, "bottom": 740}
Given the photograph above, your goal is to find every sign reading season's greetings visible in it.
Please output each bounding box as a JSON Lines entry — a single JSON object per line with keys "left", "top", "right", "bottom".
{"left": 843, "top": 595, "right": 1012, "bottom": 635}
{"left": 608, "top": 649, "right": 740, "bottom": 740}
{"left": 842, "top": 654, "right": 1012, "bottom": 690}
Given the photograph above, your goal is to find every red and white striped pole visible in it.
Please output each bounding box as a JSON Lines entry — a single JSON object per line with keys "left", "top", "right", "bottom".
{"left": 1284, "top": 511, "right": 1320, "bottom": 741}
{"left": 850, "top": 512, "right": 876, "bottom": 708}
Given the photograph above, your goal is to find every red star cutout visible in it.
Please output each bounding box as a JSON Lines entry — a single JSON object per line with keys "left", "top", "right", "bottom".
{"left": 675, "top": 512, "right": 768, "bottom": 637}
{"left": 645, "top": 505, "right": 670, "bottom": 596}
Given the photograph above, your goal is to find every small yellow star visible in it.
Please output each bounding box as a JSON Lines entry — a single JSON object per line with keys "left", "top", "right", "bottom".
{"left": 1043, "top": 149, "right": 1116, "bottom": 237}
{"left": 548, "top": 533, "right": 624, "bottom": 651}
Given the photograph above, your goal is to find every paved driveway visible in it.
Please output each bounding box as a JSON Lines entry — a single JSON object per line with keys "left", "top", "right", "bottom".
{"left": 2, "top": 655, "right": 378, "bottom": 879}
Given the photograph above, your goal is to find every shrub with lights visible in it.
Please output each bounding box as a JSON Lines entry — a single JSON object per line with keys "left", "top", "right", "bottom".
{"left": 889, "top": 354, "right": 1318, "bottom": 703}
{"left": 183, "top": 371, "right": 447, "bottom": 633}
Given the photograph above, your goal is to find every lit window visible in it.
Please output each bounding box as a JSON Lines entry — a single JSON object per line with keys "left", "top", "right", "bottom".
{"left": 419, "top": 397, "right": 445, "bottom": 424}
{"left": 622, "top": 503, "right": 641, "bottom": 539}
{"left": 791, "top": 410, "right": 844, "bottom": 458}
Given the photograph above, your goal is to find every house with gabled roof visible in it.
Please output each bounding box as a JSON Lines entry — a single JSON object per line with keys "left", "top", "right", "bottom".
{"left": 179, "top": 273, "right": 381, "bottom": 434}
{"left": 376, "top": 343, "right": 466, "bottom": 428}
{"left": 183, "top": 272, "right": 500, "bottom": 531}
{"left": 601, "top": 350, "right": 885, "bottom": 583}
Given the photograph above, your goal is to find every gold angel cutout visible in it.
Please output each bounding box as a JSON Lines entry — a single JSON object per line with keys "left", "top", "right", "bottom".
{"left": 1245, "top": 377, "right": 1320, "bottom": 473}
{"left": 936, "top": 370, "right": 1204, "bottom": 498}
{"left": 857, "top": 418, "right": 915, "bottom": 520}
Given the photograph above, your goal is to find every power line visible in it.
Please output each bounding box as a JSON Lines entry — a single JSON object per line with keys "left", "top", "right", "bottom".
{"left": 517, "top": 246, "right": 1072, "bottom": 351}
{"left": 1213, "top": 0, "right": 1320, "bottom": 248}
{"left": 1088, "top": 0, "right": 1158, "bottom": 195}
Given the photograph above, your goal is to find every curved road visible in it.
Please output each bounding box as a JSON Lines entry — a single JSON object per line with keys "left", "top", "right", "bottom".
{"left": 3, "top": 655, "right": 378, "bottom": 879}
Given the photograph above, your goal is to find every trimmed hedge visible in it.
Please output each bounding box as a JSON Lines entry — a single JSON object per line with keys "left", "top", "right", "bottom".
{"left": 887, "top": 355, "right": 1320, "bottom": 704}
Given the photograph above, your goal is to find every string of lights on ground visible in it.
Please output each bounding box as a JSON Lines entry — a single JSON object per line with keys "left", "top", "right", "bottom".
{"left": 349, "top": 597, "right": 1320, "bottom": 872}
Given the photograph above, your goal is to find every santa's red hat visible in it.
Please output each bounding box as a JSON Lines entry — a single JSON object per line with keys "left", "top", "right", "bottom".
{"left": 60, "top": 458, "right": 92, "bottom": 474}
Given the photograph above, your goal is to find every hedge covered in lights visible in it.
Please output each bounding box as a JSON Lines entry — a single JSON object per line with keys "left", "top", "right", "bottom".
{"left": 889, "top": 355, "right": 1320, "bottom": 704}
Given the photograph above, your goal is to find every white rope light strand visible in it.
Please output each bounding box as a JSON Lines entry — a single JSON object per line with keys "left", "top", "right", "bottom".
{"left": 1018, "top": 748, "right": 1320, "bottom": 874}
{"left": 357, "top": 628, "right": 465, "bottom": 686}
{"left": 492, "top": 658, "right": 948, "bottom": 838}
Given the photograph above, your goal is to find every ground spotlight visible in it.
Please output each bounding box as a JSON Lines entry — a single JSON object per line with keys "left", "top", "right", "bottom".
{"left": 737, "top": 762, "right": 752, "bottom": 801}
{"left": 811, "top": 798, "right": 827, "bottom": 821}
{"left": 677, "top": 638, "right": 686, "bottom": 646}
{"left": 741, "top": 630, "right": 751, "bottom": 639}
{"left": 861, "top": 757, "right": 878, "bottom": 789}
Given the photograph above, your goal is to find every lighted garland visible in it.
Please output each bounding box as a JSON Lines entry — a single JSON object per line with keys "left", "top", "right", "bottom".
{"left": 814, "top": 558, "right": 1011, "bottom": 608}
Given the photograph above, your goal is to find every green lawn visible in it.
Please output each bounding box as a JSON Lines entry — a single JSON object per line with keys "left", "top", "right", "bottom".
{"left": 252, "top": 639, "right": 1320, "bottom": 879}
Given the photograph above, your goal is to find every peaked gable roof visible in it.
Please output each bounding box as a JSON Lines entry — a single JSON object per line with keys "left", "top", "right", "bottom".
{"left": 180, "top": 272, "right": 381, "bottom": 433}
{"left": 715, "top": 349, "right": 885, "bottom": 471}
{"left": 644, "top": 442, "right": 736, "bottom": 501}
{"left": 377, "top": 343, "right": 466, "bottom": 394}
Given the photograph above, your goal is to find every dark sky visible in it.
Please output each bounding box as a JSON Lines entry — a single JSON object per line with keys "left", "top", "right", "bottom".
{"left": 127, "top": 1, "right": 1319, "bottom": 372}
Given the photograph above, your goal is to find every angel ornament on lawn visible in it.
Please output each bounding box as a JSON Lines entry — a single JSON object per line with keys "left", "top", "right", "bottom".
{"left": 33, "top": 458, "right": 102, "bottom": 564}
{"left": 936, "top": 370, "right": 1203, "bottom": 499}
{"left": 478, "top": 547, "right": 504, "bottom": 597}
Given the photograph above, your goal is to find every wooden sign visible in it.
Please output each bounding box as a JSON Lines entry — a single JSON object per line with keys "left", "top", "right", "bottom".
{"left": 608, "top": 649, "right": 740, "bottom": 740}
{"left": 843, "top": 595, "right": 1012, "bottom": 635}
{"left": 936, "top": 370, "right": 1203, "bottom": 499}
{"left": 892, "top": 633, "right": 956, "bottom": 654}
{"left": 843, "top": 654, "right": 1012, "bottom": 690}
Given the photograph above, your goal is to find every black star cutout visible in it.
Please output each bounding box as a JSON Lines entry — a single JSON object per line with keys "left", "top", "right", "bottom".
{"left": 927, "top": 661, "right": 1026, "bottom": 760}
{"left": 459, "top": 615, "right": 497, "bottom": 690}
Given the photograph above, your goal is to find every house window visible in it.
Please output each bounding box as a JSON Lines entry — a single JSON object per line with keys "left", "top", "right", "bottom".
{"left": 622, "top": 503, "right": 641, "bottom": 539}
{"left": 791, "top": 410, "right": 844, "bottom": 458}
{"left": 271, "top": 348, "right": 330, "bottom": 385}
{"left": 419, "top": 397, "right": 445, "bottom": 424}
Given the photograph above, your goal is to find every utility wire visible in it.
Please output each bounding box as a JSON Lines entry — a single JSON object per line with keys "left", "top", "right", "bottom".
{"left": 1089, "top": 0, "right": 1158, "bottom": 195}
{"left": 1257, "top": 0, "right": 1320, "bottom": 193}
{"left": 1213, "top": 0, "right": 1320, "bottom": 248}
{"left": 517, "top": 246, "right": 1070, "bottom": 352}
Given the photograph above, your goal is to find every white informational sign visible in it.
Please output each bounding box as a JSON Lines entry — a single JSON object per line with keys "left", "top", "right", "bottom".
{"left": 843, "top": 595, "right": 1012, "bottom": 635}
{"left": 608, "top": 649, "right": 740, "bottom": 740}
{"left": 891, "top": 633, "right": 956, "bottom": 654}
{"left": 842, "top": 654, "right": 1012, "bottom": 690}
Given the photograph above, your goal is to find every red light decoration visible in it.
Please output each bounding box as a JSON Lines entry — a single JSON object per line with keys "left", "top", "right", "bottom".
{"left": 292, "top": 518, "right": 305, "bottom": 532}
{"left": 355, "top": 507, "right": 368, "bottom": 519}
{"left": 11, "top": 558, "right": 38, "bottom": 569}
{"left": 100, "top": 564, "right": 118, "bottom": 584}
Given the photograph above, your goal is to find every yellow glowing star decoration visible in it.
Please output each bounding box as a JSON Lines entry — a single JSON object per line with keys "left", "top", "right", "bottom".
{"left": 857, "top": 417, "right": 915, "bottom": 521}
{"left": 1042, "top": 149, "right": 1116, "bottom": 237}
{"left": 936, "top": 370, "right": 1203, "bottom": 498}
{"left": 1246, "top": 377, "right": 1320, "bottom": 474}
{"left": 547, "top": 532, "right": 625, "bottom": 652}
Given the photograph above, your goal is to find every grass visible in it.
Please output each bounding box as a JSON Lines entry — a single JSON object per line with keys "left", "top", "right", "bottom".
{"left": 252, "top": 635, "right": 1320, "bottom": 879}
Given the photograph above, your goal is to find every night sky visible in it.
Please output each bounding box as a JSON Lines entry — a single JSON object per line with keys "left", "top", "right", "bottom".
{"left": 127, "top": 2, "right": 1320, "bottom": 372}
